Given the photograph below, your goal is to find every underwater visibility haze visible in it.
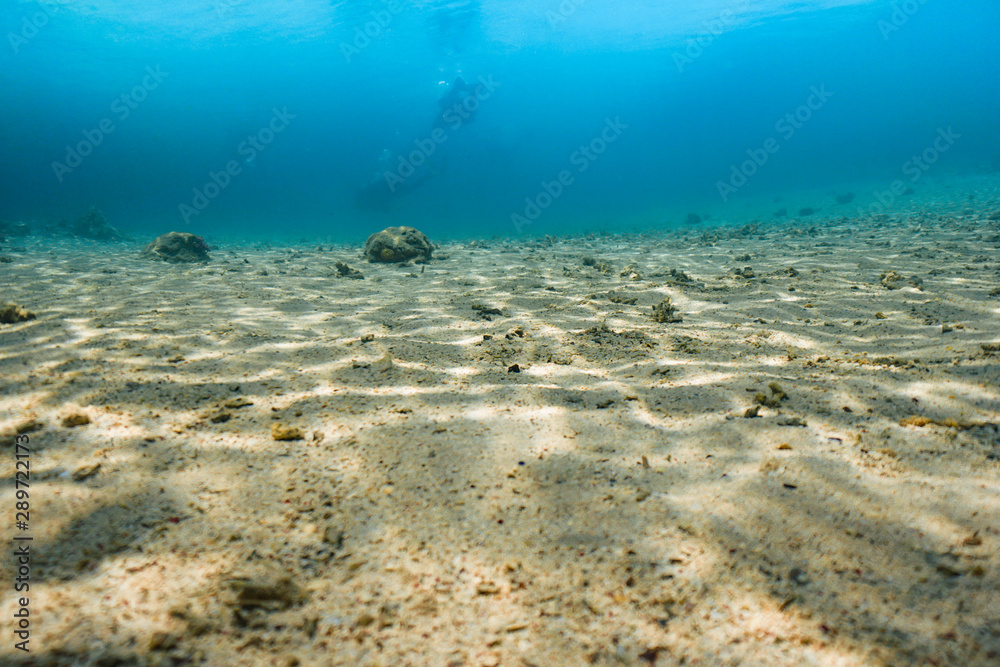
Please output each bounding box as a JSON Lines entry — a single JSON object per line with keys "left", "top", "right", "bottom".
{"left": 2, "top": 0, "right": 999, "bottom": 241}
{"left": 7, "top": 3, "right": 1000, "bottom": 665}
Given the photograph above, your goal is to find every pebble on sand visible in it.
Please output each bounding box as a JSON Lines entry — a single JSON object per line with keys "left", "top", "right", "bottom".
{"left": 271, "top": 423, "right": 305, "bottom": 441}
{"left": 651, "top": 297, "right": 683, "bottom": 323}
{"left": 61, "top": 413, "right": 91, "bottom": 427}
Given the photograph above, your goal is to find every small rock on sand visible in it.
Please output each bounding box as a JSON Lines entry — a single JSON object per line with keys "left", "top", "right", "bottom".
{"left": 651, "top": 297, "right": 683, "bottom": 323}
{"left": 0, "top": 304, "right": 36, "bottom": 324}
{"left": 271, "top": 423, "right": 305, "bottom": 441}
{"left": 880, "top": 270, "right": 922, "bottom": 290}
{"left": 61, "top": 413, "right": 91, "bottom": 427}
{"left": 372, "top": 352, "right": 394, "bottom": 373}
{"left": 72, "top": 463, "right": 101, "bottom": 481}
{"left": 335, "top": 261, "right": 364, "bottom": 279}
{"left": 228, "top": 576, "right": 307, "bottom": 610}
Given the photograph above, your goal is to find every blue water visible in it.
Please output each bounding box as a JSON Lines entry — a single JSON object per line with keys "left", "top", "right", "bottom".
{"left": 1, "top": 0, "right": 998, "bottom": 242}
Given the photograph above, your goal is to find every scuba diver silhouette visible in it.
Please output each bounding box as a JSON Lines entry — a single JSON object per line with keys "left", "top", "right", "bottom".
{"left": 356, "top": 77, "right": 478, "bottom": 210}
{"left": 433, "top": 76, "right": 479, "bottom": 131}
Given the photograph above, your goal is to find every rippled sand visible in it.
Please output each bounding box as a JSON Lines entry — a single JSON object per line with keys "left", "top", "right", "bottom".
{"left": 2, "top": 203, "right": 999, "bottom": 665}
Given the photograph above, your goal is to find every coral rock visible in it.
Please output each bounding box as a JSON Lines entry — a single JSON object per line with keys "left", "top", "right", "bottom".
{"left": 72, "top": 207, "right": 124, "bottom": 241}
{"left": 142, "top": 232, "right": 211, "bottom": 263}
{"left": 651, "top": 297, "right": 683, "bottom": 324}
{"left": 363, "top": 226, "right": 433, "bottom": 263}
{"left": 0, "top": 304, "right": 36, "bottom": 324}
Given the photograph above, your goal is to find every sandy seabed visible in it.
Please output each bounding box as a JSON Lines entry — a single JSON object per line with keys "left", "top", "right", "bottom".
{"left": 2, "top": 207, "right": 1000, "bottom": 666}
